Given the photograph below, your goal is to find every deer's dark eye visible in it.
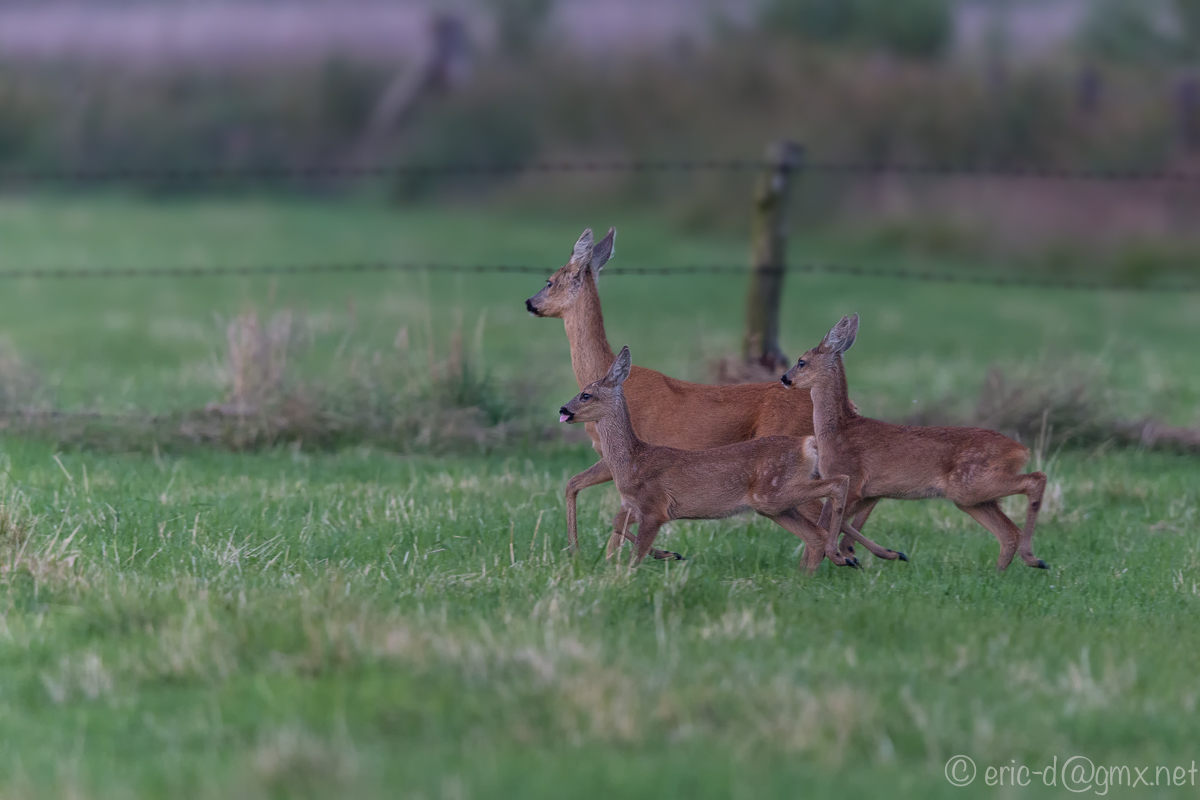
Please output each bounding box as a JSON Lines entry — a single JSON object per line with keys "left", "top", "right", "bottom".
{"left": 546, "top": 280, "right": 553, "bottom": 287}
{"left": 580, "top": 393, "right": 591, "bottom": 401}
{"left": 796, "top": 359, "right": 806, "bottom": 368}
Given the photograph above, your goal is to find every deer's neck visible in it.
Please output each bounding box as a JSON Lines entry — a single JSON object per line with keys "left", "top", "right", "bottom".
{"left": 563, "top": 281, "right": 616, "bottom": 388}
{"left": 594, "top": 392, "right": 644, "bottom": 492}
{"left": 810, "top": 357, "right": 858, "bottom": 453}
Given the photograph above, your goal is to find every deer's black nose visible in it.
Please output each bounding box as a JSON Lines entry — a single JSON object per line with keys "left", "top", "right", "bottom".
{"left": 780, "top": 373, "right": 793, "bottom": 386}
{"left": 525, "top": 298, "right": 538, "bottom": 315}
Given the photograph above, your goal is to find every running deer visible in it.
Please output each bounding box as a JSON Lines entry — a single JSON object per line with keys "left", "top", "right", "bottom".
{"left": 559, "top": 346, "right": 851, "bottom": 570}
{"left": 780, "top": 314, "right": 1050, "bottom": 571}
{"left": 526, "top": 227, "right": 902, "bottom": 565}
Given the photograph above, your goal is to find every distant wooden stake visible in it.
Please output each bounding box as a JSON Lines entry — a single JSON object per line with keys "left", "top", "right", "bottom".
{"left": 744, "top": 141, "right": 803, "bottom": 372}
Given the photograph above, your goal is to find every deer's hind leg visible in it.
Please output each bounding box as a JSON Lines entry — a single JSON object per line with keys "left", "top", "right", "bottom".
{"left": 954, "top": 469, "right": 1048, "bottom": 570}
{"left": 1016, "top": 471, "right": 1048, "bottom": 569}
{"left": 631, "top": 516, "right": 668, "bottom": 567}
{"left": 767, "top": 509, "right": 831, "bottom": 574}
{"left": 955, "top": 500, "right": 1024, "bottom": 571}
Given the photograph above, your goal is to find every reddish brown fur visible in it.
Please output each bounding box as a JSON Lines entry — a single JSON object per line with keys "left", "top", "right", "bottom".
{"left": 559, "top": 347, "right": 850, "bottom": 571}
{"left": 781, "top": 314, "right": 1049, "bottom": 571}
{"left": 528, "top": 228, "right": 900, "bottom": 564}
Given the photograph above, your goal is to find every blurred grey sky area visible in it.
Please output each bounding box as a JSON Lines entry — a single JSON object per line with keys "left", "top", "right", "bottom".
{"left": 0, "top": 0, "right": 1097, "bottom": 65}
{"left": 0, "top": 1, "right": 751, "bottom": 63}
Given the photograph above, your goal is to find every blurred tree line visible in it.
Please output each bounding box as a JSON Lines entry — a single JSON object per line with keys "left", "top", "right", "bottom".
{"left": 1081, "top": 0, "right": 1200, "bottom": 64}
{"left": 762, "top": 0, "right": 952, "bottom": 59}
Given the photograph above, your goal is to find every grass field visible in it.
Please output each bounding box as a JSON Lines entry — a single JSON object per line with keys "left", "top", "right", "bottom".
{"left": 1, "top": 193, "right": 1199, "bottom": 798}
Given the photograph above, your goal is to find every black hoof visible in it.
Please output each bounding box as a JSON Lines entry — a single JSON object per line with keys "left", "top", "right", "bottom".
{"left": 896, "top": 551, "right": 909, "bottom": 562}
{"left": 671, "top": 552, "right": 685, "bottom": 561}
{"left": 1035, "top": 559, "right": 1049, "bottom": 569}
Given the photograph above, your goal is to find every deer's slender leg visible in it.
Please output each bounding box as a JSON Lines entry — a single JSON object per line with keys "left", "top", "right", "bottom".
{"left": 955, "top": 501, "right": 1021, "bottom": 571}
{"left": 606, "top": 506, "right": 632, "bottom": 559}
{"left": 768, "top": 509, "right": 832, "bottom": 574}
{"left": 608, "top": 507, "right": 682, "bottom": 562}
{"left": 841, "top": 499, "right": 906, "bottom": 561}
{"left": 631, "top": 517, "right": 666, "bottom": 566}
{"left": 1016, "top": 471, "right": 1048, "bottom": 569}
{"left": 564, "top": 459, "right": 614, "bottom": 553}
{"left": 820, "top": 497, "right": 904, "bottom": 562}
{"left": 778, "top": 477, "right": 853, "bottom": 568}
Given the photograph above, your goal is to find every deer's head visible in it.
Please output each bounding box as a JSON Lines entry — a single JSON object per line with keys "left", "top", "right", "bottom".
{"left": 525, "top": 227, "right": 615, "bottom": 318}
{"left": 781, "top": 313, "right": 858, "bottom": 390}
{"left": 559, "top": 345, "right": 631, "bottom": 423}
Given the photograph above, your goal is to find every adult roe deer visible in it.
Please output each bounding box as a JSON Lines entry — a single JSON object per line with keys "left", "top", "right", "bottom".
{"left": 780, "top": 314, "right": 1049, "bottom": 571}
{"left": 526, "top": 227, "right": 901, "bottom": 566}
{"left": 559, "top": 346, "right": 851, "bottom": 571}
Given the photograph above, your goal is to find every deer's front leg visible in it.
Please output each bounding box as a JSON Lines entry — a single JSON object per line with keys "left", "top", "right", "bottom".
{"left": 565, "top": 459, "right": 614, "bottom": 553}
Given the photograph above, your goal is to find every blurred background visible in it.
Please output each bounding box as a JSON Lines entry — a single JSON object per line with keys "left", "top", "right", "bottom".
{"left": 0, "top": 0, "right": 1198, "bottom": 451}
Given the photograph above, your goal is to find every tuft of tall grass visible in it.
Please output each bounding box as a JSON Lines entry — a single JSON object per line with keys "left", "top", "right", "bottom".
{"left": 0, "top": 307, "right": 545, "bottom": 454}
{"left": 906, "top": 365, "right": 1200, "bottom": 454}
{"left": 0, "top": 481, "right": 82, "bottom": 587}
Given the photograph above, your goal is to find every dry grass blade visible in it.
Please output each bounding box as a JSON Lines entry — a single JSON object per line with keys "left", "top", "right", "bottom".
{"left": 0, "top": 488, "right": 82, "bottom": 586}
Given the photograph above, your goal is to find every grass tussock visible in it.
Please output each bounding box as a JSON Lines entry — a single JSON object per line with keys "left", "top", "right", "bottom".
{"left": 906, "top": 365, "right": 1200, "bottom": 454}
{"left": 1, "top": 308, "right": 548, "bottom": 454}
{"left": 0, "top": 484, "right": 82, "bottom": 586}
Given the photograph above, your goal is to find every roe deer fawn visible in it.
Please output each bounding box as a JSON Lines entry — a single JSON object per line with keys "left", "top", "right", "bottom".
{"left": 780, "top": 314, "right": 1049, "bottom": 571}
{"left": 558, "top": 346, "right": 851, "bottom": 570}
{"left": 527, "top": 227, "right": 902, "bottom": 565}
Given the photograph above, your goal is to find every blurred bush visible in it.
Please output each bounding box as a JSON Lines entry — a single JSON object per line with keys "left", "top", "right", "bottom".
{"left": 393, "top": 93, "right": 540, "bottom": 199}
{"left": 486, "top": 0, "right": 557, "bottom": 56}
{"left": 1079, "top": 0, "right": 1200, "bottom": 64}
{"left": 761, "top": 0, "right": 952, "bottom": 59}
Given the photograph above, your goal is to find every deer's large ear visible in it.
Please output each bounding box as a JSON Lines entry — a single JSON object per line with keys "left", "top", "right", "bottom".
{"left": 819, "top": 315, "right": 849, "bottom": 353}
{"left": 589, "top": 228, "right": 615, "bottom": 278}
{"left": 605, "top": 346, "right": 632, "bottom": 386}
{"left": 836, "top": 313, "right": 859, "bottom": 354}
{"left": 571, "top": 228, "right": 594, "bottom": 265}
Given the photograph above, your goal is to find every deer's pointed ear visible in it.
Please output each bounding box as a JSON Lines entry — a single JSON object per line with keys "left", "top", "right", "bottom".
{"left": 837, "top": 313, "right": 859, "bottom": 353}
{"left": 571, "top": 228, "right": 594, "bottom": 264}
{"left": 606, "top": 346, "right": 632, "bottom": 386}
{"left": 589, "top": 228, "right": 615, "bottom": 278}
{"left": 818, "top": 315, "right": 849, "bottom": 353}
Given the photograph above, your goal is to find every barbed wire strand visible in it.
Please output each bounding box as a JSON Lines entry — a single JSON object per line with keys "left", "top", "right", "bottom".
{"left": 0, "top": 261, "right": 1194, "bottom": 292}
{"left": 3, "top": 159, "right": 1200, "bottom": 184}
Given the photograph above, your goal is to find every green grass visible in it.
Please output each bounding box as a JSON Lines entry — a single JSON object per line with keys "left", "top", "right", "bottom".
{"left": 1, "top": 440, "right": 1198, "bottom": 798}
{"left": 0, "top": 194, "right": 1198, "bottom": 798}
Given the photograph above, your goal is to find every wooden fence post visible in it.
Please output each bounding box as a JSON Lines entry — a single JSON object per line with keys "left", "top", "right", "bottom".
{"left": 744, "top": 140, "right": 803, "bottom": 372}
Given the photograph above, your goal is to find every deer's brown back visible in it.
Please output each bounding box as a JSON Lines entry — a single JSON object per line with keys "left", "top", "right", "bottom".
{"left": 584, "top": 366, "right": 815, "bottom": 453}
{"left": 837, "top": 417, "right": 1031, "bottom": 499}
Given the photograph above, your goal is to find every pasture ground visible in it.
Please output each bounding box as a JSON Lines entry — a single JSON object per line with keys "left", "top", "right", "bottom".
{"left": 0, "top": 194, "right": 1198, "bottom": 798}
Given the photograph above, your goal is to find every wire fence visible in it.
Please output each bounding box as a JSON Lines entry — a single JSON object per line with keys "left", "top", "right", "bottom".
{"left": 1, "top": 261, "right": 1196, "bottom": 292}
{"left": 3, "top": 153, "right": 1199, "bottom": 294}
{"left": 3, "top": 158, "right": 1200, "bottom": 184}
